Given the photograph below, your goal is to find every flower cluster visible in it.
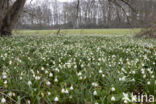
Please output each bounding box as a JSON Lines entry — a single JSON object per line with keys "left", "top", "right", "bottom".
{"left": 0, "top": 35, "right": 155, "bottom": 104}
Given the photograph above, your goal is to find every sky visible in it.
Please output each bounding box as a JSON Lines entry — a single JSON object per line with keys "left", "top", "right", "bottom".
{"left": 27, "top": 0, "right": 73, "bottom": 4}
{"left": 58, "top": 0, "right": 73, "bottom": 2}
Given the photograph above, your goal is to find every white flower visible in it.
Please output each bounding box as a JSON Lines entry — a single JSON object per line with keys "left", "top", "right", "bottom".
{"left": 49, "top": 73, "right": 53, "bottom": 77}
{"left": 132, "top": 71, "right": 135, "bottom": 74}
{"left": 1, "top": 98, "right": 6, "bottom": 103}
{"left": 46, "top": 81, "right": 51, "bottom": 86}
{"left": 2, "top": 75, "right": 7, "bottom": 79}
{"left": 99, "top": 69, "right": 103, "bottom": 73}
{"left": 41, "top": 67, "right": 44, "bottom": 71}
{"left": 121, "top": 68, "right": 126, "bottom": 72}
{"left": 48, "top": 92, "right": 51, "bottom": 96}
{"left": 54, "top": 96, "right": 59, "bottom": 102}
{"left": 143, "top": 75, "right": 146, "bottom": 78}
{"left": 61, "top": 88, "right": 65, "bottom": 93}
{"left": 111, "top": 87, "right": 115, "bottom": 92}
{"left": 20, "top": 77, "right": 23, "bottom": 80}
{"left": 65, "top": 89, "right": 69, "bottom": 93}
{"left": 3, "top": 80, "right": 7, "bottom": 84}
{"left": 27, "top": 100, "right": 31, "bottom": 104}
{"left": 28, "top": 81, "right": 32, "bottom": 86}
{"left": 147, "top": 81, "right": 150, "bottom": 85}
{"left": 54, "top": 78, "right": 58, "bottom": 82}
{"left": 77, "top": 72, "right": 82, "bottom": 76}
{"left": 111, "top": 96, "right": 116, "bottom": 101}
{"left": 102, "top": 74, "right": 105, "bottom": 77}
{"left": 131, "top": 78, "right": 135, "bottom": 81}
{"left": 70, "top": 86, "right": 73, "bottom": 90}
{"left": 79, "top": 76, "right": 83, "bottom": 80}
{"left": 8, "top": 92, "right": 13, "bottom": 97}
{"left": 124, "top": 100, "right": 128, "bottom": 103}
{"left": 35, "top": 76, "right": 40, "bottom": 80}
{"left": 93, "top": 91, "right": 97, "bottom": 96}
{"left": 92, "top": 82, "right": 98, "bottom": 87}
{"left": 9, "top": 61, "right": 12, "bottom": 65}
{"left": 45, "top": 70, "right": 48, "bottom": 74}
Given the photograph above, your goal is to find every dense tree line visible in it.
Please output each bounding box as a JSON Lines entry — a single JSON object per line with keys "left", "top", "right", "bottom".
{"left": 0, "top": 0, "right": 155, "bottom": 36}
{"left": 17, "top": 0, "right": 156, "bottom": 29}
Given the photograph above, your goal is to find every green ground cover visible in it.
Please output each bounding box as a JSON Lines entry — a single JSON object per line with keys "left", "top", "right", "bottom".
{"left": 13, "top": 29, "right": 140, "bottom": 35}
{"left": 0, "top": 34, "right": 155, "bottom": 104}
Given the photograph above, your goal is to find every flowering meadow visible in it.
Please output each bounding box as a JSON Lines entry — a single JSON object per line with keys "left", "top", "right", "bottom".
{"left": 0, "top": 35, "right": 155, "bottom": 104}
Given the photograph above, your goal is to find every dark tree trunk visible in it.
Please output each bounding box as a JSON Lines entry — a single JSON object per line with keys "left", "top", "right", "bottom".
{"left": 0, "top": 0, "right": 9, "bottom": 30}
{"left": 0, "top": 0, "right": 26, "bottom": 36}
{"left": 135, "top": 16, "right": 156, "bottom": 38}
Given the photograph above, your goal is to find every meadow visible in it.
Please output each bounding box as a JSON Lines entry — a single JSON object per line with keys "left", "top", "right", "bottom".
{"left": 13, "top": 28, "right": 140, "bottom": 35}
{"left": 0, "top": 29, "right": 155, "bottom": 104}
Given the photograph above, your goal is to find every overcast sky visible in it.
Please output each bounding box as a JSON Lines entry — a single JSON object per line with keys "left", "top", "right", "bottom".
{"left": 58, "top": 0, "right": 73, "bottom": 2}
{"left": 27, "top": 0, "right": 73, "bottom": 4}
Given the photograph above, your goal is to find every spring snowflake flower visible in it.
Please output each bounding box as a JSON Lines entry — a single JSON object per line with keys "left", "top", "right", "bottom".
{"left": 61, "top": 88, "right": 65, "bottom": 93}
{"left": 8, "top": 92, "right": 13, "bottom": 97}
{"left": 111, "top": 96, "right": 116, "bottom": 101}
{"left": 3, "top": 80, "right": 7, "bottom": 84}
{"left": 119, "top": 76, "right": 126, "bottom": 81}
{"left": 1, "top": 98, "right": 6, "bottom": 103}
{"left": 132, "top": 71, "right": 135, "bottom": 74}
{"left": 45, "top": 70, "right": 48, "bottom": 74}
{"left": 143, "top": 75, "right": 146, "bottom": 78}
{"left": 2, "top": 75, "right": 7, "bottom": 79}
{"left": 121, "top": 68, "right": 126, "bottom": 72}
{"left": 2, "top": 72, "right": 7, "bottom": 79}
{"left": 46, "top": 81, "right": 51, "bottom": 86}
{"left": 99, "top": 69, "right": 103, "bottom": 73}
{"left": 62, "top": 89, "right": 69, "bottom": 94}
{"left": 93, "top": 91, "right": 97, "bottom": 96}
{"left": 9, "top": 60, "right": 12, "bottom": 65}
{"left": 27, "top": 100, "right": 31, "bottom": 104}
{"left": 28, "top": 81, "right": 32, "bottom": 86}
{"left": 111, "top": 87, "right": 115, "bottom": 92}
{"left": 54, "top": 78, "right": 58, "bottom": 82}
{"left": 70, "top": 86, "right": 73, "bottom": 90}
{"left": 54, "top": 96, "right": 59, "bottom": 102}
{"left": 92, "top": 82, "right": 98, "bottom": 87}
{"left": 77, "top": 72, "right": 82, "bottom": 76}
{"left": 79, "top": 76, "right": 83, "bottom": 80}
{"left": 49, "top": 73, "right": 53, "bottom": 77}
{"left": 35, "top": 76, "right": 41, "bottom": 80}
{"left": 147, "top": 81, "right": 150, "bottom": 85}
{"left": 65, "top": 89, "right": 69, "bottom": 93}
{"left": 41, "top": 67, "right": 44, "bottom": 71}
{"left": 20, "top": 77, "right": 23, "bottom": 80}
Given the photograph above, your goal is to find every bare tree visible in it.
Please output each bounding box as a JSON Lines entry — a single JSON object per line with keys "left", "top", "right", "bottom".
{"left": 0, "top": 0, "right": 26, "bottom": 36}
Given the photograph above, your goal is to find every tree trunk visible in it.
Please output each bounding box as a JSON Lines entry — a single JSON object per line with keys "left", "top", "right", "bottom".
{"left": 0, "top": 0, "right": 26, "bottom": 36}
{"left": 136, "top": 16, "right": 156, "bottom": 38}
{"left": 0, "top": 0, "right": 9, "bottom": 30}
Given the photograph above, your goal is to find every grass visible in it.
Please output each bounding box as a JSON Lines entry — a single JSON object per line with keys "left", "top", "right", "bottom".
{"left": 13, "top": 28, "right": 140, "bottom": 35}
{"left": 0, "top": 34, "right": 155, "bottom": 104}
